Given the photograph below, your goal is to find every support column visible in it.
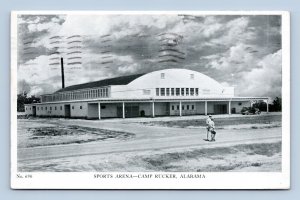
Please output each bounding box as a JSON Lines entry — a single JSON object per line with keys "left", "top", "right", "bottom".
{"left": 266, "top": 99, "right": 269, "bottom": 113}
{"left": 179, "top": 101, "right": 182, "bottom": 116}
{"left": 122, "top": 102, "right": 125, "bottom": 119}
{"left": 205, "top": 101, "right": 208, "bottom": 115}
{"left": 98, "top": 102, "right": 101, "bottom": 120}
{"left": 152, "top": 101, "right": 155, "bottom": 117}
{"left": 228, "top": 101, "right": 231, "bottom": 115}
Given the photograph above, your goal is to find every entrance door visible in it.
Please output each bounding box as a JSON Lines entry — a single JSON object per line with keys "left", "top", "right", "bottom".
{"left": 117, "top": 106, "right": 123, "bottom": 118}
{"left": 125, "top": 105, "right": 139, "bottom": 118}
{"left": 32, "top": 106, "right": 36, "bottom": 116}
{"left": 213, "top": 104, "right": 227, "bottom": 114}
{"left": 231, "top": 107, "right": 236, "bottom": 114}
{"left": 64, "top": 105, "right": 71, "bottom": 118}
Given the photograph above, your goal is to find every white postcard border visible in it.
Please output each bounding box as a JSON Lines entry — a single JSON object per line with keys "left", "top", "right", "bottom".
{"left": 10, "top": 10, "right": 290, "bottom": 189}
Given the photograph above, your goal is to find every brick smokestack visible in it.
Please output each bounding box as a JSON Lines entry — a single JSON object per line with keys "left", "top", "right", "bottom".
{"left": 61, "top": 57, "right": 65, "bottom": 88}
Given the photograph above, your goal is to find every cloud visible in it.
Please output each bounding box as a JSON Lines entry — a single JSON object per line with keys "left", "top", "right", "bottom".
{"left": 237, "top": 49, "right": 282, "bottom": 98}
{"left": 16, "top": 14, "right": 282, "bottom": 98}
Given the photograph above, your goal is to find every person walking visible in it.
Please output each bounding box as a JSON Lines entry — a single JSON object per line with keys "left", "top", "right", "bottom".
{"left": 205, "top": 115, "right": 212, "bottom": 141}
{"left": 209, "top": 118, "right": 216, "bottom": 142}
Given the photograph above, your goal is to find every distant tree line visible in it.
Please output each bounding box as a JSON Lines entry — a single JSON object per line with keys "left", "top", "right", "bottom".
{"left": 253, "top": 97, "right": 282, "bottom": 112}
{"left": 17, "top": 92, "right": 40, "bottom": 112}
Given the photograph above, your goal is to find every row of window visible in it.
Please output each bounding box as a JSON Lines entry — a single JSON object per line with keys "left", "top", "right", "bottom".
{"left": 36, "top": 105, "right": 83, "bottom": 111}
{"left": 156, "top": 88, "right": 210, "bottom": 96}
{"left": 171, "top": 104, "right": 195, "bottom": 111}
{"left": 41, "top": 87, "right": 109, "bottom": 103}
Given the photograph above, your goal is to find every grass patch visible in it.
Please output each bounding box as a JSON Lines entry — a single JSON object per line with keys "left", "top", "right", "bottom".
{"left": 140, "top": 115, "right": 281, "bottom": 128}
{"left": 141, "top": 141, "right": 281, "bottom": 171}
{"left": 26, "top": 125, "right": 135, "bottom": 147}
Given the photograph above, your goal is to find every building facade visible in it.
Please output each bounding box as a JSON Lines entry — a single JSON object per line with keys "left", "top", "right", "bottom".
{"left": 24, "top": 68, "right": 269, "bottom": 119}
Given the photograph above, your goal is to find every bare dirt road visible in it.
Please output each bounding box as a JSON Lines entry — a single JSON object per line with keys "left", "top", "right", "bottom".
{"left": 17, "top": 114, "right": 282, "bottom": 172}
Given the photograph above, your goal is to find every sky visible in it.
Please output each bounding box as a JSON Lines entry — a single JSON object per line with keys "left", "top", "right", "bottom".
{"left": 17, "top": 13, "right": 282, "bottom": 98}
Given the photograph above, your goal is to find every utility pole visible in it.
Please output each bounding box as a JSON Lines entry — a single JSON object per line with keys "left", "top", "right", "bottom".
{"left": 61, "top": 57, "right": 65, "bottom": 88}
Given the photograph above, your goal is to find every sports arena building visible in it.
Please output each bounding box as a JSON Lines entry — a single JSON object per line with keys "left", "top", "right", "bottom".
{"left": 24, "top": 68, "right": 269, "bottom": 119}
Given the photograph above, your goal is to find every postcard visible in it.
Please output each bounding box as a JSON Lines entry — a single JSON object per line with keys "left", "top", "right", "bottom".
{"left": 11, "top": 11, "right": 290, "bottom": 189}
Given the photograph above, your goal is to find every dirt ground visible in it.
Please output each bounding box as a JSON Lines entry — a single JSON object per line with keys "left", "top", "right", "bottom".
{"left": 17, "top": 113, "right": 282, "bottom": 172}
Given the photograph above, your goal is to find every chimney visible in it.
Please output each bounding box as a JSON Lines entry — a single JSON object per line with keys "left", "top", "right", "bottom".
{"left": 60, "top": 57, "right": 65, "bottom": 88}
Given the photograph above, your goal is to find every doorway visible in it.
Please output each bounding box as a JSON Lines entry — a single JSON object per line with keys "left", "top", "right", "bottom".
{"left": 231, "top": 107, "right": 236, "bottom": 114}
{"left": 213, "top": 104, "right": 227, "bottom": 114}
{"left": 32, "top": 106, "right": 36, "bottom": 116}
{"left": 64, "top": 104, "right": 71, "bottom": 118}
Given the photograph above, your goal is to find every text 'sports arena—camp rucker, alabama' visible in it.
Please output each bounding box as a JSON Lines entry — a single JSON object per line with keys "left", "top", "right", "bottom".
{"left": 24, "top": 68, "right": 269, "bottom": 119}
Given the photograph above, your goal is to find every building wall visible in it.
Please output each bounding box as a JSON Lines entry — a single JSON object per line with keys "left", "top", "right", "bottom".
{"left": 101, "top": 103, "right": 119, "bottom": 118}
{"left": 231, "top": 101, "right": 251, "bottom": 113}
{"left": 154, "top": 102, "right": 169, "bottom": 116}
{"left": 207, "top": 101, "right": 229, "bottom": 114}
{"left": 195, "top": 102, "right": 206, "bottom": 114}
{"left": 87, "top": 103, "right": 98, "bottom": 119}
{"left": 170, "top": 102, "right": 197, "bottom": 116}
{"left": 24, "top": 105, "right": 34, "bottom": 115}
{"left": 26, "top": 99, "right": 253, "bottom": 118}
{"left": 33, "top": 102, "right": 88, "bottom": 117}
{"left": 139, "top": 102, "right": 152, "bottom": 116}
{"left": 70, "top": 102, "right": 88, "bottom": 118}
{"left": 36, "top": 104, "right": 65, "bottom": 117}
{"left": 110, "top": 69, "right": 234, "bottom": 99}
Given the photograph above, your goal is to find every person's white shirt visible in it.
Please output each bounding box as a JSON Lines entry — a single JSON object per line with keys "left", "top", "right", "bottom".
{"left": 208, "top": 120, "right": 215, "bottom": 129}
{"left": 206, "top": 117, "right": 212, "bottom": 126}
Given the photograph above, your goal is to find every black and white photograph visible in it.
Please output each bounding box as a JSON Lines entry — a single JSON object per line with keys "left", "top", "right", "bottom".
{"left": 11, "top": 11, "right": 290, "bottom": 189}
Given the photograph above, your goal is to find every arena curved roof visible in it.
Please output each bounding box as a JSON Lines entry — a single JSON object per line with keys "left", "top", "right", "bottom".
{"left": 54, "top": 68, "right": 225, "bottom": 93}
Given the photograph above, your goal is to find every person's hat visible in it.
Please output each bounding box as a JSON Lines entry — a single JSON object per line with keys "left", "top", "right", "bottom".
{"left": 209, "top": 115, "right": 212, "bottom": 117}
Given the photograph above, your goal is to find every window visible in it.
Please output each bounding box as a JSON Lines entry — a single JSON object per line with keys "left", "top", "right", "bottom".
{"left": 187, "top": 105, "right": 190, "bottom": 110}
{"left": 186, "top": 88, "right": 189, "bottom": 96}
{"left": 177, "top": 105, "right": 179, "bottom": 110}
{"left": 190, "top": 74, "right": 194, "bottom": 79}
{"left": 171, "top": 88, "right": 175, "bottom": 96}
{"left": 55, "top": 106, "right": 57, "bottom": 110}
{"left": 45, "top": 107, "right": 47, "bottom": 110}
{"left": 50, "top": 107, "right": 52, "bottom": 111}
{"left": 41, "top": 107, "right": 43, "bottom": 110}
{"left": 166, "top": 88, "right": 170, "bottom": 96}
{"left": 100, "top": 89, "right": 103, "bottom": 97}
{"left": 176, "top": 88, "right": 180, "bottom": 96}
{"left": 101, "top": 105, "right": 106, "bottom": 109}
{"left": 181, "top": 88, "right": 184, "bottom": 96}
{"left": 190, "top": 88, "right": 194, "bottom": 96}
{"left": 72, "top": 106, "right": 74, "bottom": 110}
{"left": 160, "top": 88, "right": 165, "bottom": 96}
{"left": 161, "top": 73, "right": 165, "bottom": 79}
{"left": 238, "top": 102, "right": 242, "bottom": 106}
{"left": 182, "top": 105, "right": 184, "bottom": 110}
{"left": 171, "top": 105, "right": 174, "bottom": 110}
{"left": 97, "top": 89, "right": 100, "bottom": 97}
{"left": 156, "top": 88, "right": 159, "bottom": 96}
{"left": 30, "top": 107, "right": 31, "bottom": 110}
{"left": 26, "top": 107, "right": 27, "bottom": 110}
{"left": 80, "top": 106, "right": 82, "bottom": 109}
{"left": 195, "top": 88, "right": 199, "bottom": 96}
{"left": 60, "top": 106, "right": 62, "bottom": 110}
{"left": 192, "top": 105, "right": 195, "bottom": 110}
